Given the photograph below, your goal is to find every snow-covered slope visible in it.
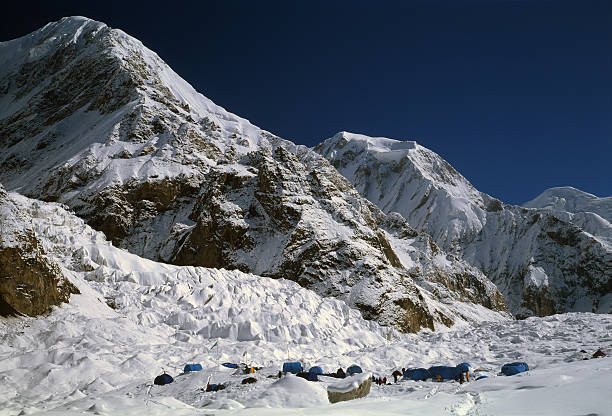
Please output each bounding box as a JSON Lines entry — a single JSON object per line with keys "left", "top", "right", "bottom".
{"left": 316, "top": 132, "right": 612, "bottom": 317}
{"left": 524, "top": 186, "right": 612, "bottom": 223}
{"left": 315, "top": 132, "right": 487, "bottom": 247}
{"left": 0, "top": 192, "right": 608, "bottom": 416}
{"left": 0, "top": 17, "right": 509, "bottom": 331}
{"left": 0, "top": 185, "right": 513, "bottom": 414}
{"left": 524, "top": 186, "right": 612, "bottom": 241}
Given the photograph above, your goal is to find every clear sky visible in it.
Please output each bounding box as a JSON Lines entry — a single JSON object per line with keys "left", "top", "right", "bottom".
{"left": 2, "top": 0, "right": 611, "bottom": 205}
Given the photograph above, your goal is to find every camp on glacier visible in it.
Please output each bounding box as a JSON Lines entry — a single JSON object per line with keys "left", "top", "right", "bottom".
{"left": 0, "top": 16, "right": 611, "bottom": 416}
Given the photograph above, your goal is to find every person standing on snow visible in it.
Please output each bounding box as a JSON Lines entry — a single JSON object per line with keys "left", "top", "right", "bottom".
{"left": 392, "top": 370, "right": 403, "bottom": 383}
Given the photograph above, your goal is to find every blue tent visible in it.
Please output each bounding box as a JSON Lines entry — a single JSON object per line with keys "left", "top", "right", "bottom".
{"left": 456, "top": 363, "right": 471, "bottom": 373}
{"left": 347, "top": 365, "right": 363, "bottom": 375}
{"left": 206, "top": 383, "right": 226, "bottom": 392}
{"left": 501, "top": 362, "right": 529, "bottom": 376}
{"left": 183, "top": 363, "right": 203, "bottom": 373}
{"left": 282, "top": 362, "right": 303, "bottom": 374}
{"left": 297, "top": 371, "right": 319, "bottom": 382}
{"left": 403, "top": 368, "right": 431, "bottom": 381}
{"left": 221, "top": 362, "right": 238, "bottom": 369}
{"left": 309, "top": 366, "right": 323, "bottom": 375}
{"left": 154, "top": 374, "right": 174, "bottom": 385}
{"left": 428, "top": 366, "right": 460, "bottom": 381}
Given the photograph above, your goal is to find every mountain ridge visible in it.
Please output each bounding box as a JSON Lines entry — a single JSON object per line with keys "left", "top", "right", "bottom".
{"left": 524, "top": 186, "right": 612, "bottom": 224}
{"left": 316, "top": 131, "right": 612, "bottom": 317}
{"left": 0, "top": 17, "right": 509, "bottom": 332}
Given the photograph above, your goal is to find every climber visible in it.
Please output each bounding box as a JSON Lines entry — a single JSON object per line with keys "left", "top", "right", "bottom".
{"left": 392, "top": 370, "right": 403, "bottom": 383}
{"left": 593, "top": 349, "right": 606, "bottom": 358}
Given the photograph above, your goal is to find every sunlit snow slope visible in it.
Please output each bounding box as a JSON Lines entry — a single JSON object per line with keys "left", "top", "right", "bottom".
{"left": 524, "top": 186, "right": 612, "bottom": 223}
{"left": 0, "top": 187, "right": 393, "bottom": 413}
{"left": 1, "top": 187, "right": 610, "bottom": 416}
{"left": 1, "top": 235, "right": 610, "bottom": 415}
{"left": 0, "top": 17, "right": 509, "bottom": 332}
{"left": 316, "top": 132, "right": 612, "bottom": 318}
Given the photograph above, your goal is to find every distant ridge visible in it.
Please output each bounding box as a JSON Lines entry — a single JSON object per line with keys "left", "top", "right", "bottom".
{"left": 316, "top": 132, "right": 612, "bottom": 317}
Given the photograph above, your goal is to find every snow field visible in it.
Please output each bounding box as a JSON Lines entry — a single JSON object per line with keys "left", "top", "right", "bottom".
{"left": 1, "top": 188, "right": 611, "bottom": 415}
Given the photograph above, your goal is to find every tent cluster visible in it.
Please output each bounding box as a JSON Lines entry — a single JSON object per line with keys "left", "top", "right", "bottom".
{"left": 400, "top": 361, "right": 531, "bottom": 382}
{"left": 154, "top": 358, "right": 533, "bottom": 389}
{"left": 154, "top": 359, "right": 262, "bottom": 392}
{"left": 402, "top": 363, "right": 472, "bottom": 383}
{"left": 281, "top": 362, "right": 363, "bottom": 382}
{"left": 154, "top": 362, "right": 204, "bottom": 386}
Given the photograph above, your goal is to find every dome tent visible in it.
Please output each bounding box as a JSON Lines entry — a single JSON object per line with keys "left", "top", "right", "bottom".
{"left": 183, "top": 363, "right": 202, "bottom": 372}
{"left": 403, "top": 368, "right": 432, "bottom": 381}
{"left": 282, "top": 362, "right": 302, "bottom": 374}
{"left": 428, "top": 366, "right": 460, "bottom": 381}
{"left": 347, "top": 365, "right": 363, "bottom": 376}
{"left": 501, "top": 362, "right": 529, "bottom": 376}
{"left": 309, "top": 366, "right": 324, "bottom": 375}
{"left": 154, "top": 373, "right": 174, "bottom": 385}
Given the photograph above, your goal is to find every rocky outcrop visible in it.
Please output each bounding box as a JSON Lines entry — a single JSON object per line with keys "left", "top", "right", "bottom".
{"left": 0, "top": 17, "right": 510, "bottom": 331}
{"left": 0, "top": 186, "right": 78, "bottom": 316}
{"left": 327, "top": 375, "right": 372, "bottom": 404}
{"left": 0, "top": 234, "right": 78, "bottom": 317}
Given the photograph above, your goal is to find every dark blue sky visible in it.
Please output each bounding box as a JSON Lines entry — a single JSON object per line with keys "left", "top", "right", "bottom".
{"left": 3, "top": 0, "right": 611, "bottom": 204}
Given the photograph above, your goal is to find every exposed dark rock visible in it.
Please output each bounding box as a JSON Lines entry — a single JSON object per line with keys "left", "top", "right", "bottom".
{"left": 0, "top": 18, "right": 510, "bottom": 332}
{"left": 0, "top": 230, "right": 78, "bottom": 317}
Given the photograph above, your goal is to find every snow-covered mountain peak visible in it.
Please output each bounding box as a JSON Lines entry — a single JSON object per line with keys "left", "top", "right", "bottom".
{"left": 316, "top": 132, "right": 612, "bottom": 318}
{"left": 0, "top": 18, "right": 511, "bottom": 332}
{"left": 524, "top": 186, "right": 612, "bottom": 223}
{"left": 327, "top": 131, "right": 417, "bottom": 152}
{"left": 318, "top": 131, "right": 481, "bottom": 200}
{"left": 0, "top": 16, "right": 103, "bottom": 64}
{"left": 315, "top": 131, "right": 486, "bottom": 247}
{"left": 0, "top": 16, "right": 264, "bottom": 160}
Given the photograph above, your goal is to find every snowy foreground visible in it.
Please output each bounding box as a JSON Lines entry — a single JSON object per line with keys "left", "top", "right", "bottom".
{"left": 1, "top": 193, "right": 612, "bottom": 415}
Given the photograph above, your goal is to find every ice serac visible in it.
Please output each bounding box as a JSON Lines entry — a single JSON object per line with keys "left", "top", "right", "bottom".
{"left": 0, "top": 17, "right": 509, "bottom": 331}
{"left": 315, "top": 132, "right": 612, "bottom": 318}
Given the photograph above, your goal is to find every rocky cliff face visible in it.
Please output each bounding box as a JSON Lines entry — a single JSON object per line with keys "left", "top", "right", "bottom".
{"left": 0, "top": 17, "right": 509, "bottom": 331}
{"left": 0, "top": 186, "right": 78, "bottom": 316}
{"left": 316, "top": 132, "right": 612, "bottom": 318}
